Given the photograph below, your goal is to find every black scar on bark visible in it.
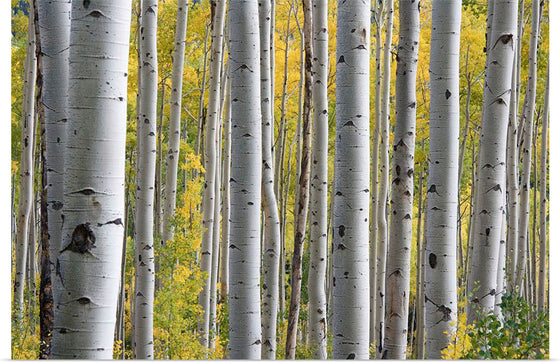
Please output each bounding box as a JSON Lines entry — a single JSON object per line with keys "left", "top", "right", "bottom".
{"left": 83, "top": 0, "right": 90, "bottom": 9}
{"left": 77, "top": 297, "right": 91, "bottom": 305}
{"left": 338, "top": 225, "right": 345, "bottom": 237}
{"left": 445, "top": 89, "right": 452, "bottom": 99}
{"left": 61, "top": 223, "right": 96, "bottom": 254}
{"left": 429, "top": 253, "right": 437, "bottom": 268}
{"left": 347, "top": 353, "right": 356, "bottom": 359}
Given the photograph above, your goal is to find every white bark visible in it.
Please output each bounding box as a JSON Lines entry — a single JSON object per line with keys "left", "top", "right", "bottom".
{"left": 307, "top": 0, "right": 328, "bottom": 359}
{"left": 14, "top": 1, "right": 37, "bottom": 321}
{"left": 333, "top": 0, "right": 370, "bottom": 358}
{"left": 198, "top": 0, "right": 227, "bottom": 347}
{"left": 162, "top": 0, "right": 188, "bottom": 246}
{"left": 258, "top": 0, "right": 281, "bottom": 358}
{"left": 36, "top": 1, "right": 71, "bottom": 304}
{"left": 537, "top": 66, "right": 548, "bottom": 312}
{"left": 494, "top": 194, "right": 507, "bottom": 318}
{"left": 134, "top": 0, "right": 158, "bottom": 358}
{"left": 228, "top": 0, "right": 262, "bottom": 358}
{"left": 383, "top": 0, "right": 420, "bottom": 359}
{"left": 51, "top": 0, "right": 131, "bottom": 358}
{"left": 515, "top": 0, "right": 540, "bottom": 291}
{"left": 424, "top": 1, "right": 461, "bottom": 358}
{"left": 220, "top": 74, "right": 231, "bottom": 303}
{"left": 466, "top": 0, "right": 517, "bottom": 324}
{"left": 369, "top": 0, "right": 383, "bottom": 349}
{"left": 375, "top": 0, "right": 393, "bottom": 357}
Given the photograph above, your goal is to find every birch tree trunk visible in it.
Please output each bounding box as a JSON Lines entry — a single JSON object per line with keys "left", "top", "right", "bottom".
{"left": 307, "top": 0, "right": 328, "bottom": 358}
{"left": 198, "top": 0, "right": 226, "bottom": 347}
{"left": 466, "top": 0, "right": 517, "bottom": 324}
{"left": 383, "top": 0, "right": 420, "bottom": 358}
{"left": 333, "top": 0, "right": 370, "bottom": 358}
{"left": 161, "top": 0, "right": 188, "bottom": 249}
{"left": 259, "top": 0, "right": 281, "bottom": 358}
{"left": 51, "top": 0, "right": 131, "bottom": 358}
{"left": 14, "top": 1, "right": 37, "bottom": 322}
{"left": 424, "top": 1, "right": 461, "bottom": 358}
{"left": 369, "top": 0, "right": 383, "bottom": 348}
{"left": 515, "top": 0, "right": 540, "bottom": 291}
{"left": 228, "top": 0, "right": 262, "bottom": 358}
{"left": 220, "top": 73, "right": 231, "bottom": 303}
{"left": 375, "top": 0, "right": 393, "bottom": 356}
{"left": 285, "top": 0, "right": 313, "bottom": 358}
{"left": 537, "top": 66, "right": 548, "bottom": 312}
{"left": 133, "top": 0, "right": 158, "bottom": 358}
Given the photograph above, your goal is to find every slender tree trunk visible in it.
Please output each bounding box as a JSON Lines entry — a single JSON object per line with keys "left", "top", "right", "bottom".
{"left": 494, "top": 193, "right": 507, "bottom": 318}
{"left": 531, "top": 120, "right": 538, "bottom": 305}
{"left": 51, "top": 0, "right": 131, "bottom": 358}
{"left": 515, "top": 0, "right": 540, "bottom": 291}
{"left": 307, "top": 0, "right": 328, "bottom": 358}
{"left": 369, "top": 0, "right": 383, "bottom": 350}
{"left": 34, "top": 2, "right": 60, "bottom": 348}
{"left": 14, "top": 1, "right": 37, "bottom": 323}
{"left": 383, "top": 0, "right": 420, "bottom": 358}
{"left": 196, "top": 23, "right": 211, "bottom": 159}
{"left": 133, "top": 0, "right": 158, "bottom": 358}
{"left": 375, "top": 0, "right": 393, "bottom": 357}
{"left": 537, "top": 66, "right": 548, "bottom": 312}
{"left": 286, "top": 0, "right": 313, "bottom": 357}
{"left": 198, "top": 0, "right": 227, "bottom": 347}
{"left": 220, "top": 73, "right": 231, "bottom": 303}
{"left": 466, "top": 0, "right": 517, "bottom": 324}
{"left": 259, "top": 0, "right": 281, "bottom": 358}
{"left": 333, "top": 0, "right": 370, "bottom": 358}
{"left": 416, "top": 187, "right": 427, "bottom": 359}
{"left": 424, "top": 1, "right": 461, "bottom": 358}
{"left": 228, "top": 0, "right": 262, "bottom": 358}
{"left": 506, "top": 32, "right": 520, "bottom": 291}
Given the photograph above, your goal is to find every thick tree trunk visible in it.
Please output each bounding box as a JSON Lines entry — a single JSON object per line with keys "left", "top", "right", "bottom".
{"left": 14, "top": 1, "right": 37, "bottom": 323}
{"left": 515, "top": 0, "right": 540, "bottom": 291}
{"left": 259, "top": 0, "right": 281, "bottom": 358}
{"left": 424, "top": 1, "right": 461, "bottom": 358}
{"left": 466, "top": 0, "right": 517, "bottom": 324}
{"left": 307, "top": 0, "right": 328, "bottom": 358}
{"left": 333, "top": 0, "right": 370, "bottom": 358}
{"left": 228, "top": 0, "right": 262, "bottom": 358}
{"left": 133, "top": 0, "right": 158, "bottom": 358}
{"left": 161, "top": 0, "right": 189, "bottom": 254}
{"left": 285, "top": 0, "right": 312, "bottom": 357}
{"left": 383, "top": 0, "right": 420, "bottom": 359}
{"left": 375, "top": 0, "right": 393, "bottom": 357}
{"left": 51, "top": 0, "right": 132, "bottom": 358}
{"left": 198, "top": 0, "right": 226, "bottom": 347}
{"left": 537, "top": 66, "right": 548, "bottom": 312}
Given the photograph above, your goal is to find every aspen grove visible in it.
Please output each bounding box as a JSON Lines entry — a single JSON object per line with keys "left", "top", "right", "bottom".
{"left": 11, "top": 0, "right": 550, "bottom": 359}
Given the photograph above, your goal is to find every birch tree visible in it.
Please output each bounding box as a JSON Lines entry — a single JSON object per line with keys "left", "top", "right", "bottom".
{"left": 14, "top": 1, "right": 37, "bottom": 322}
{"left": 383, "top": 0, "right": 420, "bottom": 358}
{"left": 307, "top": 0, "right": 328, "bottom": 358}
{"left": 228, "top": 0, "right": 262, "bottom": 358}
{"left": 198, "top": 0, "right": 226, "bottom": 346}
{"left": 161, "top": 0, "right": 188, "bottom": 249}
{"left": 220, "top": 75, "right": 231, "bottom": 303}
{"left": 515, "top": 0, "right": 541, "bottom": 291}
{"left": 375, "top": 0, "right": 393, "bottom": 356}
{"left": 133, "top": 0, "right": 158, "bottom": 358}
{"left": 333, "top": 0, "right": 370, "bottom": 358}
{"left": 466, "top": 0, "right": 517, "bottom": 324}
{"left": 258, "top": 0, "right": 281, "bottom": 358}
{"left": 35, "top": 0, "right": 70, "bottom": 345}
{"left": 424, "top": 0, "right": 461, "bottom": 358}
{"left": 285, "top": 0, "right": 313, "bottom": 357}
{"left": 51, "top": 0, "right": 132, "bottom": 358}
{"left": 537, "top": 66, "right": 548, "bottom": 312}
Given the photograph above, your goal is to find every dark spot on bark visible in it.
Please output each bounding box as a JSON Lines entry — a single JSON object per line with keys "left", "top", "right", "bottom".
{"left": 486, "top": 184, "right": 502, "bottom": 193}
{"left": 347, "top": 353, "right": 356, "bottom": 359}
{"left": 408, "top": 102, "right": 416, "bottom": 108}
{"left": 427, "top": 185, "right": 438, "bottom": 194}
{"left": 76, "top": 188, "right": 96, "bottom": 195}
{"left": 403, "top": 214, "right": 411, "bottom": 220}
{"left": 87, "top": 10, "right": 104, "bottom": 18}
{"left": 77, "top": 297, "right": 91, "bottom": 305}
{"left": 61, "top": 223, "right": 96, "bottom": 254}
{"left": 337, "top": 55, "right": 345, "bottom": 64}
{"left": 336, "top": 191, "right": 342, "bottom": 196}
{"left": 396, "top": 165, "right": 401, "bottom": 176}
{"left": 83, "top": 0, "right": 90, "bottom": 9}
{"left": 445, "top": 89, "right": 452, "bottom": 99}
{"left": 344, "top": 120, "right": 355, "bottom": 127}
{"left": 248, "top": 201, "right": 254, "bottom": 205}
{"left": 252, "top": 339, "right": 261, "bottom": 345}
{"left": 437, "top": 304, "right": 452, "bottom": 321}
{"left": 407, "top": 168, "right": 414, "bottom": 177}
{"left": 97, "top": 218, "right": 123, "bottom": 227}
{"left": 52, "top": 201, "right": 63, "bottom": 210}
{"left": 429, "top": 253, "right": 437, "bottom": 268}
{"left": 338, "top": 225, "right": 345, "bottom": 237}
{"left": 392, "top": 177, "right": 401, "bottom": 185}
{"left": 337, "top": 244, "right": 347, "bottom": 250}
{"left": 59, "top": 328, "right": 68, "bottom": 334}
